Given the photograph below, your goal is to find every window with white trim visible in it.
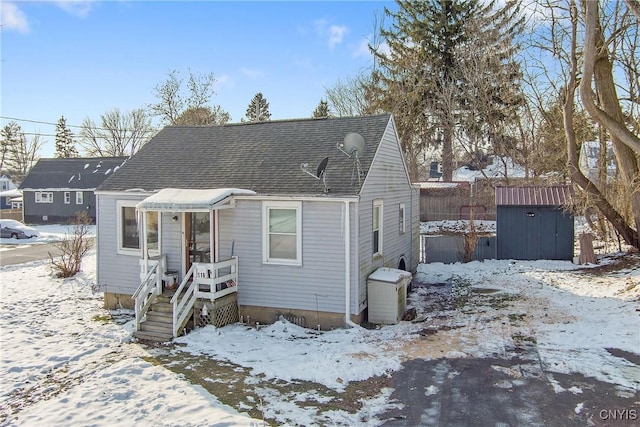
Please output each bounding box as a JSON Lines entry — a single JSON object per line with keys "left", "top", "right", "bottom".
{"left": 64, "top": 192, "right": 71, "bottom": 204}
{"left": 262, "top": 201, "right": 302, "bottom": 265}
{"left": 373, "top": 199, "right": 383, "bottom": 256}
{"left": 76, "top": 191, "right": 83, "bottom": 205}
{"left": 35, "top": 192, "right": 53, "bottom": 203}
{"left": 117, "top": 200, "right": 140, "bottom": 254}
{"left": 399, "top": 203, "right": 406, "bottom": 234}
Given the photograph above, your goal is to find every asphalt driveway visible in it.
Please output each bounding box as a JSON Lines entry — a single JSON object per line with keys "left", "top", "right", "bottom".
{"left": 382, "top": 348, "right": 639, "bottom": 426}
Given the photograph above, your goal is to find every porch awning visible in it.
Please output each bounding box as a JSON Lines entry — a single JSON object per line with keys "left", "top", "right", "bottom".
{"left": 136, "top": 188, "right": 256, "bottom": 212}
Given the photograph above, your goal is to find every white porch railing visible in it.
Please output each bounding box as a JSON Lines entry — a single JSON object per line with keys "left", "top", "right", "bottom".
{"left": 170, "top": 256, "right": 238, "bottom": 337}
{"left": 133, "top": 256, "right": 165, "bottom": 331}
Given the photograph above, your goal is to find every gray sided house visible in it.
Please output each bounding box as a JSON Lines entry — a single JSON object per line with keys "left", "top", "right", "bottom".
{"left": 496, "top": 185, "right": 574, "bottom": 261}
{"left": 20, "top": 157, "right": 128, "bottom": 224}
{"left": 96, "top": 114, "right": 419, "bottom": 338}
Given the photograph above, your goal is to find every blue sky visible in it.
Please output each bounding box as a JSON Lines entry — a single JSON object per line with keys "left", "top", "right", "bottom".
{"left": 1, "top": 1, "right": 395, "bottom": 157}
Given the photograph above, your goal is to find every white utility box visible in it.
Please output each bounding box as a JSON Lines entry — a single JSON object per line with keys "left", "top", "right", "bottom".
{"left": 367, "top": 267, "right": 412, "bottom": 324}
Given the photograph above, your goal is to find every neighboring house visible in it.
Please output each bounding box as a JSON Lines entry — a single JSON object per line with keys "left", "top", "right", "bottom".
{"left": 20, "top": 157, "right": 128, "bottom": 224}
{"left": 496, "top": 185, "right": 574, "bottom": 261}
{"left": 0, "top": 174, "right": 19, "bottom": 210}
{"left": 96, "top": 114, "right": 419, "bottom": 339}
{"left": 579, "top": 140, "right": 617, "bottom": 184}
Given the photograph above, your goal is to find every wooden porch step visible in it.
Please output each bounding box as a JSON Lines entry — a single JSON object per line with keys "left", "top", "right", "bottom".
{"left": 150, "top": 301, "right": 173, "bottom": 313}
{"left": 146, "top": 310, "right": 172, "bottom": 323}
{"left": 140, "top": 319, "right": 173, "bottom": 334}
{"left": 133, "top": 329, "right": 173, "bottom": 343}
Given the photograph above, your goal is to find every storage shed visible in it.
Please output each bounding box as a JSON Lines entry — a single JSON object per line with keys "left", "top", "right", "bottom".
{"left": 496, "top": 186, "right": 574, "bottom": 261}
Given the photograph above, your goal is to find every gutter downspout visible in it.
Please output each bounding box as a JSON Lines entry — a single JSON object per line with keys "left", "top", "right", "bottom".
{"left": 344, "top": 200, "right": 359, "bottom": 328}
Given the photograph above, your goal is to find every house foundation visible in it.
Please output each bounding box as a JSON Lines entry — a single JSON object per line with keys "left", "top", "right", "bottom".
{"left": 239, "top": 305, "right": 364, "bottom": 331}
{"left": 104, "top": 292, "right": 135, "bottom": 310}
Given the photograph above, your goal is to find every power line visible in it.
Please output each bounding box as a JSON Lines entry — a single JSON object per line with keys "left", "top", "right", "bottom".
{"left": 0, "top": 115, "right": 158, "bottom": 134}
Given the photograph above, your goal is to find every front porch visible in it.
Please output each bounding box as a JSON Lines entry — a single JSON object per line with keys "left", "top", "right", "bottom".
{"left": 133, "top": 256, "right": 240, "bottom": 342}
{"left": 132, "top": 188, "right": 255, "bottom": 342}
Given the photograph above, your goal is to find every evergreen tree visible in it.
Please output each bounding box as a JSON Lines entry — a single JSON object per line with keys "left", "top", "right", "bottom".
{"left": 55, "top": 115, "right": 78, "bottom": 158}
{"left": 0, "top": 122, "right": 21, "bottom": 171}
{"left": 312, "top": 100, "right": 331, "bottom": 118}
{"left": 243, "top": 92, "right": 271, "bottom": 122}
{"left": 372, "top": 0, "right": 524, "bottom": 180}
{"left": 0, "top": 122, "right": 42, "bottom": 182}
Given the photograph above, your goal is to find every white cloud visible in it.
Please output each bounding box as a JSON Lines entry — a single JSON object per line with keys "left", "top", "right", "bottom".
{"left": 215, "top": 74, "right": 232, "bottom": 86}
{"left": 313, "top": 18, "right": 349, "bottom": 50}
{"left": 54, "top": 0, "right": 95, "bottom": 18}
{"left": 353, "top": 36, "right": 372, "bottom": 58}
{"left": 328, "top": 24, "right": 348, "bottom": 49}
{"left": 240, "top": 68, "right": 264, "bottom": 79}
{"left": 1, "top": 2, "right": 29, "bottom": 33}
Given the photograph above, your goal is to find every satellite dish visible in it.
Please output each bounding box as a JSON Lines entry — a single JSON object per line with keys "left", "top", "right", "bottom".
{"left": 301, "top": 157, "right": 330, "bottom": 193}
{"left": 316, "top": 157, "right": 329, "bottom": 179}
{"left": 343, "top": 133, "right": 365, "bottom": 157}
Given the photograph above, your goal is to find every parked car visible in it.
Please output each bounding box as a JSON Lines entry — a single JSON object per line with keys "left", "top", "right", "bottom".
{"left": 0, "top": 219, "right": 40, "bottom": 239}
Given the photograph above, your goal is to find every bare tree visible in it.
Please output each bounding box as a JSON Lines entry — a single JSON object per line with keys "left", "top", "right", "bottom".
{"left": 174, "top": 106, "right": 230, "bottom": 126}
{"left": 79, "top": 108, "right": 154, "bottom": 157}
{"left": 49, "top": 211, "right": 93, "bottom": 278}
{"left": 324, "top": 73, "right": 378, "bottom": 117}
{"left": 148, "top": 69, "right": 230, "bottom": 125}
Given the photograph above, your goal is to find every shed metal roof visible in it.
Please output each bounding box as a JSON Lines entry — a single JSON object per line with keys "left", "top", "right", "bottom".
{"left": 495, "top": 185, "right": 573, "bottom": 206}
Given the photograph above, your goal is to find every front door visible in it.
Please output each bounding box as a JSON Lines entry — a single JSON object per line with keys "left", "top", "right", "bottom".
{"left": 185, "top": 212, "right": 213, "bottom": 270}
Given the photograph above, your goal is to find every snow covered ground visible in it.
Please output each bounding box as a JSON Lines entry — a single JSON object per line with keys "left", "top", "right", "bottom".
{"left": 0, "top": 224, "right": 638, "bottom": 426}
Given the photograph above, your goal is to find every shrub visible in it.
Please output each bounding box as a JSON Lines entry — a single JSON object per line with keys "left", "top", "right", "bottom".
{"left": 49, "top": 211, "right": 93, "bottom": 278}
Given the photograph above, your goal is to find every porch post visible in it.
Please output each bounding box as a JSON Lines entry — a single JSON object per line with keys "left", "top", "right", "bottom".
{"left": 214, "top": 209, "right": 218, "bottom": 271}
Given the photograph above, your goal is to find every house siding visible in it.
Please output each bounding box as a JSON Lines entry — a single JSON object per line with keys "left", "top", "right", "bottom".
{"left": 23, "top": 190, "right": 96, "bottom": 224}
{"left": 357, "top": 119, "right": 415, "bottom": 312}
{"left": 218, "top": 199, "right": 348, "bottom": 315}
{"left": 96, "top": 193, "right": 146, "bottom": 296}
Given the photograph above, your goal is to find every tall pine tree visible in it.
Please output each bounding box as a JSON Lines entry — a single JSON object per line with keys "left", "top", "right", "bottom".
{"left": 312, "top": 100, "right": 331, "bottom": 118}
{"left": 243, "top": 92, "right": 271, "bottom": 122}
{"left": 372, "top": 0, "right": 524, "bottom": 180}
{"left": 55, "top": 116, "right": 78, "bottom": 158}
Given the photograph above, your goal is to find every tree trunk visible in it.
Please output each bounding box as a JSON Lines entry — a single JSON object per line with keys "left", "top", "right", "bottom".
{"left": 441, "top": 125, "right": 454, "bottom": 181}
{"left": 565, "top": 0, "right": 640, "bottom": 249}
{"left": 580, "top": 0, "right": 640, "bottom": 242}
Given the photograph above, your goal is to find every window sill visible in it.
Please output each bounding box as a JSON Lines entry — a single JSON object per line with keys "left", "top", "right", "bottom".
{"left": 117, "top": 248, "right": 141, "bottom": 256}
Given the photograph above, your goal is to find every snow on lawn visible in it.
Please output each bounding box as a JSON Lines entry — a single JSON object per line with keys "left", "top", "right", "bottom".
{"left": 1, "top": 249, "right": 639, "bottom": 426}
{"left": 0, "top": 254, "right": 260, "bottom": 426}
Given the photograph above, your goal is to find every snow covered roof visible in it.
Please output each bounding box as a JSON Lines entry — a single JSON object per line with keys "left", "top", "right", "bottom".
{"left": 453, "top": 156, "right": 526, "bottom": 183}
{"left": 136, "top": 188, "right": 256, "bottom": 212}
{"left": 413, "top": 181, "right": 466, "bottom": 190}
{"left": 0, "top": 189, "right": 21, "bottom": 198}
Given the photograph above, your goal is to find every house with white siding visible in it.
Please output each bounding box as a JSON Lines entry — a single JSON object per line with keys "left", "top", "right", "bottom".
{"left": 95, "top": 114, "right": 419, "bottom": 341}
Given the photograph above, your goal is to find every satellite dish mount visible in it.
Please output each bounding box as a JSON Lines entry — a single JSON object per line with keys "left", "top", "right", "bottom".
{"left": 336, "top": 132, "right": 366, "bottom": 185}
{"left": 301, "top": 157, "right": 330, "bottom": 193}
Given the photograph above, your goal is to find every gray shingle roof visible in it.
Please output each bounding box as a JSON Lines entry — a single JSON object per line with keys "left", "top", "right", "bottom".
{"left": 20, "top": 157, "right": 129, "bottom": 190}
{"left": 97, "top": 114, "right": 392, "bottom": 196}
